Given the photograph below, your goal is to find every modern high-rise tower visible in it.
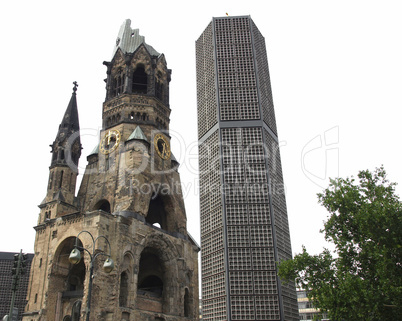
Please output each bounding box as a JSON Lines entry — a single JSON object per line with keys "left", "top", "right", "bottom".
{"left": 196, "top": 16, "right": 299, "bottom": 320}
{"left": 23, "top": 20, "right": 199, "bottom": 321}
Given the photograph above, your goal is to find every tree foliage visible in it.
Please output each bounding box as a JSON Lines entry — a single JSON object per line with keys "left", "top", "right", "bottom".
{"left": 278, "top": 167, "right": 402, "bottom": 320}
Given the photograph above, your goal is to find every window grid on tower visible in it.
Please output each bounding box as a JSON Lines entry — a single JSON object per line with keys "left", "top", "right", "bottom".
{"left": 201, "top": 226, "right": 224, "bottom": 258}
{"left": 249, "top": 203, "right": 271, "bottom": 225}
{"left": 244, "top": 144, "right": 266, "bottom": 164}
{"left": 255, "top": 296, "right": 280, "bottom": 320}
{"left": 230, "top": 295, "right": 255, "bottom": 320}
{"left": 222, "top": 145, "right": 243, "bottom": 165}
{"left": 227, "top": 225, "right": 250, "bottom": 248}
{"left": 229, "top": 271, "right": 254, "bottom": 295}
{"left": 202, "top": 296, "right": 227, "bottom": 321}
{"left": 245, "top": 163, "right": 267, "bottom": 183}
{"left": 226, "top": 204, "right": 248, "bottom": 225}
{"left": 223, "top": 164, "right": 244, "bottom": 183}
{"left": 247, "top": 183, "right": 269, "bottom": 203}
{"left": 250, "top": 225, "right": 273, "bottom": 247}
{"left": 224, "top": 184, "right": 248, "bottom": 204}
{"left": 202, "top": 272, "right": 226, "bottom": 301}
{"left": 254, "top": 270, "right": 278, "bottom": 295}
{"left": 201, "top": 250, "right": 225, "bottom": 278}
{"left": 196, "top": 21, "right": 218, "bottom": 138}
{"left": 252, "top": 247, "right": 276, "bottom": 270}
{"left": 228, "top": 248, "right": 252, "bottom": 270}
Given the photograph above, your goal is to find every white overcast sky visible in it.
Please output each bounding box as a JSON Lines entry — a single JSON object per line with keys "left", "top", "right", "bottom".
{"left": 1, "top": 0, "right": 401, "bottom": 257}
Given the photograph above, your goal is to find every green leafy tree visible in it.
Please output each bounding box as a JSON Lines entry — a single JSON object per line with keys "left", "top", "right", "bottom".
{"left": 278, "top": 167, "right": 402, "bottom": 320}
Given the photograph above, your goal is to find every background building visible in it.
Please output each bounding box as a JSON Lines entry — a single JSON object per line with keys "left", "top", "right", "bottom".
{"left": 297, "top": 289, "right": 329, "bottom": 321}
{"left": 196, "top": 15, "right": 299, "bottom": 320}
{"left": 23, "top": 20, "right": 199, "bottom": 321}
{"left": 0, "top": 252, "right": 34, "bottom": 321}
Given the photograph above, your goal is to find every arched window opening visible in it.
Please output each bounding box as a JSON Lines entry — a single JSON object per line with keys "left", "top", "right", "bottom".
{"left": 71, "top": 140, "right": 81, "bottom": 166}
{"left": 117, "top": 76, "right": 122, "bottom": 95}
{"left": 48, "top": 238, "right": 84, "bottom": 320}
{"left": 132, "top": 66, "right": 147, "bottom": 94}
{"left": 112, "top": 78, "right": 117, "bottom": 97}
{"left": 119, "top": 271, "right": 129, "bottom": 307}
{"left": 137, "top": 249, "right": 164, "bottom": 298}
{"left": 48, "top": 172, "right": 53, "bottom": 190}
{"left": 71, "top": 300, "right": 82, "bottom": 321}
{"left": 156, "top": 81, "right": 163, "bottom": 101}
{"left": 146, "top": 195, "right": 168, "bottom": 231}
{"left": 59, "top": 170, "right": 64, "bottom": 189}
{"left": 184, "top": 288, "right": 191, "bottom": 317}
{"left": 93, "top": 199, "right": 111, "bottom": 213}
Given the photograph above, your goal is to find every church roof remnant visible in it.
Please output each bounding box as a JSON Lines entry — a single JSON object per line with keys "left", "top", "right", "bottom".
{"left": 112, "top": 19, "right": 160, "bottom": 58}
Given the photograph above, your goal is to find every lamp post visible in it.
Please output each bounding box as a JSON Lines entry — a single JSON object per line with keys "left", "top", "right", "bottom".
{"left": 69, "top": 231, "right": 114, "bottom": 321}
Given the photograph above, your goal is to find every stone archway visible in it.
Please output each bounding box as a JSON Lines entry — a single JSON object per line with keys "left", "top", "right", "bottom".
{"left": 47, "top": 237, "right": 85, "bottom": 321}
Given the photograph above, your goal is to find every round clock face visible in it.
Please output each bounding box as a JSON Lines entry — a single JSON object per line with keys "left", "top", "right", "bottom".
{"left": 100, "top": 129, "right": 121, "bottom": 154}
{"left": 154, "top": 133, "right": 171, "bottom": 160}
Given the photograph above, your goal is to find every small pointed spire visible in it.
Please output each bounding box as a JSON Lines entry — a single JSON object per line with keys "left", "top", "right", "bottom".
{"left": 127, "top": 126, "right": 148, "bottom": 142}
{"left": 58, "top": 82, "right": 80, "bottom": 138}
{"left": 50, "top": 82, "right": 82, "bottom": 166}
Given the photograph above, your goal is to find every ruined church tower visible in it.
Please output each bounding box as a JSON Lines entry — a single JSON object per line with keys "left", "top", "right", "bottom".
{"left": 23, "top": 20, "right": 199, "bottom": 321}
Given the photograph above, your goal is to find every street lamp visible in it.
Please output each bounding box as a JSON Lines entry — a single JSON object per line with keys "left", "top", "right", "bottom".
{"left": 69, "top": 231, "right": 114, "bottom": 321}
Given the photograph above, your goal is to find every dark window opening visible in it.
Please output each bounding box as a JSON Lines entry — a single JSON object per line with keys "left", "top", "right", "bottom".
{"left": 119, "top": 271, "right": 129, "bottom": 307}
{"left": 48, "top": 172, "right": 53, "bottom": 190}
{"left": 184, "top": 288, "right": 191, "bottom": 317}
{"left": 93, "top": 199, "right": 111, "bottom": 213}
{"left": 138, "top": 275, "right": 163, "bottom": 297}
{"left": 132, "top": 66, "right": 147, "bottom": 94}
{"left": 59, "top": 170, "right": 64, "bottom": 189}
{"left": 71, "top": 300, "right": 81, "bottom": 321}
{"left": 137, "top": 250, "right": 164, "bottom": 298}
{"left": 67, "top": 257, "right": 85, "bottom": 293}
{"left": 146, "top": 195, "right": 167, "bottom": 231}
{"left": 110, "top": 73, "right": 125, "bottom": 98}
{"left": 156, "top": 81, "right": 163, "bottom": 101}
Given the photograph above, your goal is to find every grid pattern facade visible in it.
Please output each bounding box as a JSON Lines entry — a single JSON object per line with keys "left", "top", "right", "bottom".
{"left": 196, "top": 16, "right": 298, "bottom": 321}
{"left": 0, "top": 252, "right": 34, "bottom": 321}
{"left": 196, "top": 22, "right": 219, "bottom": 138}
{"left": 215, "top": 18, "right": 260, "bottom": 122}
{"left": 199, "top": 130, "right": 227, "bottom": 320}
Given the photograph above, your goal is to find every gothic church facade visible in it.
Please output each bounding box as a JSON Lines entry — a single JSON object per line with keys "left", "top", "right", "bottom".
{"left": 23, "top": 20, "right": 199, "bottom": 321}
